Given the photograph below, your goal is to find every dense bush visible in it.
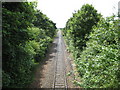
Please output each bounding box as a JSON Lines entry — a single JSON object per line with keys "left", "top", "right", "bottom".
{"left": 2, "top": 2, "right": 56, "bottom": 88}
{"left": 33, "top": 10, "right": 57, "bottom": 38}
{"left": 64, "top": 4, "right": 119, "bottom": 88}
{"left": 28, "top": 27, "right": 54, "bottom": 62}
{"left": 75, "top": 16, "right": 120, "bottom": 88}
{"left": 63, "top": 4, "right": 101, "bottom": 59}
{"left": 31, "top": 10, "right": 57, "bottom": 62}
{"left": 2, "top": 2, "right": 36, "bottom": 87}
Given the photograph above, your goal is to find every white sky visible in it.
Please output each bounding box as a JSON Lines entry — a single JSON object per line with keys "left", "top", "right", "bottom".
{"left": 28, "top": 0, "right": 120, "bottom": 28}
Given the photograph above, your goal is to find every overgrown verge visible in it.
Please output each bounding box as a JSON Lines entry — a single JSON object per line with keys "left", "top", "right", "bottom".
{"left": 2, "top": 2, "right": 56, "bottom": 88}
{"left": 63, "top": 4, "right": 120, "bottom": 88}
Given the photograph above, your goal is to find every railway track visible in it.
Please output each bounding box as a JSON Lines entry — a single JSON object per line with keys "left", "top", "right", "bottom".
{"left": 53, "top": 30, "right": 67, "bottom": 88}
{"left": 30, "top": 30, "right": 77, "bottom": 88}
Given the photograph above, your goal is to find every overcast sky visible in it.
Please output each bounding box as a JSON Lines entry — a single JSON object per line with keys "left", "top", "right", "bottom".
{"left": 29, "top": 0, "right": 120, "bottom": 28}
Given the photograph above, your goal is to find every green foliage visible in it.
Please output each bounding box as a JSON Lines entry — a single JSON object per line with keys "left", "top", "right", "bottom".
{"left": 2, "top": 71, "right": 11, "bottom": 87}
{"left": 64, "top": 4, "right": 119, "bottom": 88}
{"left": 27, "top": 27, "right": 55, "bottom": 62}
{"left": 75, "top": 17, "right": 120, "bottom": 88}
{"left": 33, "top": 10, "right": 57, "bottom": 38}
{"left": 2, "top": 2, "right": 36, "bottom": 88}
{"left": 2, "top": 2, "right": 56, "bottom": 88}
{"left": 64, "top": 4, "right": 101, "bottom": 52}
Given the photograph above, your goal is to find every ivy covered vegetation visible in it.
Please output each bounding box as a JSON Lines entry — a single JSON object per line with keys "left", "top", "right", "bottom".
{"left": 63, "top": 4, "right": 120, "bottom": 88}
{"left": 2, "top": 2, "right": 56, "bottom": 88}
